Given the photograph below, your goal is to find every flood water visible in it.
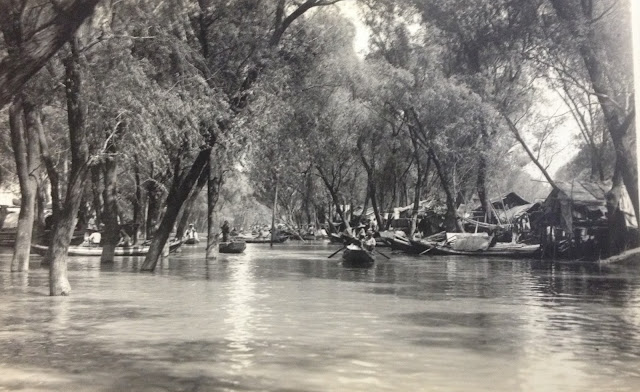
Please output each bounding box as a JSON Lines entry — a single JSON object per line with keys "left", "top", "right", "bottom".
{"left": 1, "top": 242, "right": 640, "bottom": 392}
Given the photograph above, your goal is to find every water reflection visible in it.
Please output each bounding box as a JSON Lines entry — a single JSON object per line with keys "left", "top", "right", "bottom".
{"left": 0, "top": 244, "right": 639, "bottom": 391}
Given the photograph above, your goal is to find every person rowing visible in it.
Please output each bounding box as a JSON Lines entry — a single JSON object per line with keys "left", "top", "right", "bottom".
{"left": 361, "top": 229, "right": 376, "bottom": 252}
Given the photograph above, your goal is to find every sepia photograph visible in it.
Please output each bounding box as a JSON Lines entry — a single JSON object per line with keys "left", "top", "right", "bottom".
{"left": 0, "top": 0, "right": 639, "bottom": 390}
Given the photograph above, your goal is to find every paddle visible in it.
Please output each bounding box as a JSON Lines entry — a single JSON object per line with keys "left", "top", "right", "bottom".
{"left": 328, "top": 246, "right": 346, "bottom": 258}
{"left": 374, "top": 248, "right": 391, "bottom": 259}
{"left": 419, "top": 247, "right": 433, "bottom": 255}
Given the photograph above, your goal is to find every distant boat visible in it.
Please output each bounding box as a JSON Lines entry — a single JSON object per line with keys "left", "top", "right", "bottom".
{"left": 219, "top": 241, "right": 246, "bottom": 254}
{"left": 244, "top": 236, "right": 288, "bottom": 244}
{"left": 342, "top": 245, "right": 375, "bottom": 267}
{"left": 31, "top": 239, "right": 183, "bottom": 257}
{"left": 184, "top": 237, "right": 199, "bottom": 245}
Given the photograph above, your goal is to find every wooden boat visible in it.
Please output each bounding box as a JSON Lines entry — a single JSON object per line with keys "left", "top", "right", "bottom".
{"left": 219, "top": 241, "right": 246, "bottom": 254}
{"left": 431, "top": 242, "right": 540, "bottom": 258}
{"left": 184, "top": 238, "right": 199, "bottom": 245}
{"left": 342, "top": 245, "right": 375, "bottom": 267}
{"left": 244, "top": 236, "right": 288, "bottom": 244}
{"left": 31, "top": 239, "right": 183, "bottom": 257}
{"left": 389, "top": 236, "right": 423, "bottom": 254}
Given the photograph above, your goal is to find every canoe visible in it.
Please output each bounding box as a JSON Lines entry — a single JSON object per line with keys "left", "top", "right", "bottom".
{"left": 31, "top": 240, "right": 183, "bottom": 257}
{"left": 244, "top": 236, "right": 288, "bottom": 244}
{"left": 342, "top": 245, "right": 375, "bottom": 267}
{"left": 184, "top": 237, "right": 199, "bottom": 245}
{"left": 219, "top": 241, "right": 246, "bottom": 254}
{"left": 409, "top": 238, "right": 435, "bottom": 254}
{"left": 431, "top": 242, "right": 540, "bottom": 258}
{"left": 389, "top": 236, "right": 424, "bottom": 254}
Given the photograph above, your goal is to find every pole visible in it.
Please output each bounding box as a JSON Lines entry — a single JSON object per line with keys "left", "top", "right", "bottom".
{"left": 632, "top": 0, "right": 640, "bottom": 232}
{"left": 271, "top": 175, "right": 278, "bottom": 248}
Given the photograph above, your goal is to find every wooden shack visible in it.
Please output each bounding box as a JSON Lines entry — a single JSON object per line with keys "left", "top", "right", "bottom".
{"left": 540, "top": 180, "right": 637, "bottom": 259}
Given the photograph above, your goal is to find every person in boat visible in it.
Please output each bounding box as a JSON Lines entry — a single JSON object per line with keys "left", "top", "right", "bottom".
{"left": 221, "top": 220, "right": 230, "bottom": 242}
{"left": 88, "top": 231, "right": 101, "bottom": 247}
{"left": 119, "top": 227, "right": 133, "bottom": 247}
{"left": 362, "top": 229, "right": 376, "bottom": 252}
{"left": 186, "top": 224, "right": 199, "bottom": 242}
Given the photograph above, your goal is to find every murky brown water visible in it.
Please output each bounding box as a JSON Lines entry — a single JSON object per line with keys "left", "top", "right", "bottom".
{"left": 1, "top": 242, "right": 640, "bottom": 391}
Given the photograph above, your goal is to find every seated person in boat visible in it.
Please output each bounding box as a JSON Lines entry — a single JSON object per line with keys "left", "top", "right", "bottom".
{"left": 186, "top": 224, "right": 199, "bottom": 242}
{"left": 221, "top": 220, "right": 230, "bottom": 242}
{"left": 88, "top": 231, "right": 101, "bottom": 247}
{"left": 362, "top": 230, "right": 376, "bottom": 252}
{"left": 119, "top": 228, "right": 133, "bottom": 247}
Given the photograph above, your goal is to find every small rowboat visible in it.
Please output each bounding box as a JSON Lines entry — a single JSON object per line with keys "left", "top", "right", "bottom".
{"left": 31, "top": 239, "right": 183, "bottom": 257}
{"left": 342, "top": 245, "right": 375, "bottom": 267}
{"left": 219, "top": 241, "right": 246, "bottom": 254}
{"left": 184, "top": 237, "right": 199, "bottom": 245}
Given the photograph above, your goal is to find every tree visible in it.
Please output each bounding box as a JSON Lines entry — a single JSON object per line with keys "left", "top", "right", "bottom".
{"left": 0, "top": 0, "right": 100, "bottom": 109}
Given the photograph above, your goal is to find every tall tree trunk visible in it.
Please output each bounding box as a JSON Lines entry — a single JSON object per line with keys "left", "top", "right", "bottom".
{"left": 100, "top": 148, "right": 119, "bottom": 263}
{"left": 359, "top": 188, "right": 370, "bottom": 223}
{"left": 36, "top": 112, "right": 61, "bottom": 221}
{"left": 48, "top": 38, "right": 90, "bottom": 296}
{"left": 270, "top": 176, "right": 279, "bottom": 248}
{"left": 90, "top": 164, "right": 103, "bottom": 225}
{"left": 409, "top": 160, "right": 423, "bottom": 237}
{"left": 357, "top": 142, "right": 384, "bottom": 229}
{"left": 549, "top": 0, "right": 638, "bottom": 225}
{"left": 206, "top": 158, "right": 222, "bottom": 259}
{"left": 429, "top": 148, "right": 463, "bottom": 232}
{"left": 132, "top": 155, "right": 144, "bottom": 243}
{"left": 146, "top": 178, "right": 162, "bottom": 239}
{"left": 9, "top": 97, "right": 39, "bottom": 272}
{"left": 476, "top": 122, "right": 493, "bottom": 223}
{"left": 141, "top": 148, "right": 211, "bottom": 271}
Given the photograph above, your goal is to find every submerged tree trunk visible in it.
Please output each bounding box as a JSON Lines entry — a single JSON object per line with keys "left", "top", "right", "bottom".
{"left": 9, "top": 97, "right": 39, "bottom": 272}
{"left": 48, "top": 38, "right": 90, "bottom": 295}
{"left": 141, "top": 148, "right": 211, "bottom": 271}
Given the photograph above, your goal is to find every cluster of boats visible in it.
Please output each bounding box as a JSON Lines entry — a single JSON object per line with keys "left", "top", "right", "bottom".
{"left": 383, "top": 231, "right": 541, "bottom": 258}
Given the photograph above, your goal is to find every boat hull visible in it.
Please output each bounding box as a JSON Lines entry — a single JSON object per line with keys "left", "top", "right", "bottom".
{"left": 244, "top": 236, "right": 288, "bottom": 244}
{"left": 432, "top": 243, "right": 540, "bottom": 258}
{"left": 219, "top": 241, "right": 246, "bottom": 253}
{"left": 342, "top": 247, "right": 375, "bottom": 267}
{"left": 31, "top": 240, "right": 183, "bottom": 257}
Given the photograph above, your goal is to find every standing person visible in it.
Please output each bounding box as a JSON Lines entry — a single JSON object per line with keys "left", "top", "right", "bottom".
{"left": 221, "top": 220, "right": 230, "bottom": 242}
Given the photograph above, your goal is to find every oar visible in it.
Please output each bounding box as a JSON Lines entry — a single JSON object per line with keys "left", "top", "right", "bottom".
{"left": 375, "top": 248, "right": 391, "bottom": 259}
{"left": 419, "top": 247, "right": 433, "bottom": 255}
{"left": 328, "top": 246, "right": 346, "bottom": 258}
